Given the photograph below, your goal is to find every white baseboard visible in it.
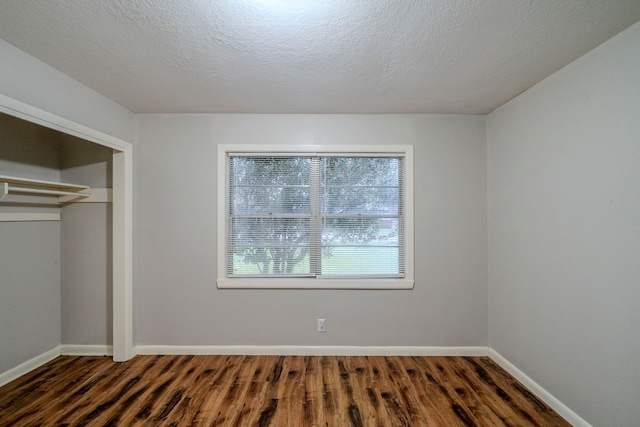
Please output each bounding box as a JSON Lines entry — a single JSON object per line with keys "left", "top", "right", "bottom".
{"left": 134, "top": 345, "right": 489, "bottom": 357}
{"left": 61, "top": 344, "right": 113, "bottom": 356}
{"left": 0, "top": 346, "right": 61, "bottom": 387}
{"left": 488, "top": 348, "right": 591, "bottom": 427}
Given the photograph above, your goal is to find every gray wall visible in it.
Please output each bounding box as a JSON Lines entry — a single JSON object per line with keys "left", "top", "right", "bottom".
{"left": 135, "top": 114, "right": 488, "bottom": 346}
{"left": 487, "top": 22, "right": 640, "bottom": 426}
{"left": 61, "top": 136, "right": 113, "bottom": 346}
{"left": 0, "top": 113, "right": 62, "bottom": 373}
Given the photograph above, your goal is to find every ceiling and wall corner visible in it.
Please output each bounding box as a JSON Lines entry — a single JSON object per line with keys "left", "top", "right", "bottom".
{"left": 0, "top": 1, "right": 638, "bottom": 115}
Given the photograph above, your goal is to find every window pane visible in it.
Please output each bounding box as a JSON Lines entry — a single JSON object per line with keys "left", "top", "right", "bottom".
{"left": 231, "top": 156, "right": 311, "bottom": 215}
{"left": 321, "top": 247, "right": 399, "bottom": 275}
{"left": 323, "top": 157, "right": 399, "bottom": 186}
{"left": 322, "top": 187, "right": 399, "bottom": 215}
{"left": 321, "top": 217, "right": 401, "bottom": 275}
{"left": 233, "top": 186, "right": 310, "bottom": 215}
{"left": 322, "top": 217, "right": 399, "bottom": 247}
{"left": 230, "top": 217, "right": 311, "bottom": 275}
{"left": 319, "top": 156, "right": 402, "bottom": 277}
{"left": 232, "top": 157, "right": 310, "bottom": 186}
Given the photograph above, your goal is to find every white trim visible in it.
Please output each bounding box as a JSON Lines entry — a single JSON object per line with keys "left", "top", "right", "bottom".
{"left": 0, "top": 94, "right": 135, "bottom": 362}
{"left": 222, "top": 144, "right": 412, "bottom": 155}
{"left": 217, "top": 144, "right": 415, "bottom": 290}
{"left": 488, "top": 348, "right": 592, "bottom": 427}
{"left": 0, "top": 213, "right": 60, "bottom": 222}
{"left": 217, "top": 278, "right": 414, "bottom": 289}
{"left": 0, "top": 347, "right": 61, "bottom": 387}
{"left": 402, "top": 145, "right": 414, "bottom": 284}
{"left": 0, "top": 94, "right": 130, "bottom": 151}
{"left": 135, "top": 345, "right": 488, "bottom": 357}
{"left": 61, "top": 345, "right": 113, "bottom": 356}
{"left": 112, "top": 150, "right": 134, "bottom": 361}
{"left": 217, "top": 145, "right": 227, "bottom": 283}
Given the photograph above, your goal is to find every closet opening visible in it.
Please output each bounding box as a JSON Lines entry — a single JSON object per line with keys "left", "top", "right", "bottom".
{"left": 0, "top": 96, "right": 133, "bottom": 363}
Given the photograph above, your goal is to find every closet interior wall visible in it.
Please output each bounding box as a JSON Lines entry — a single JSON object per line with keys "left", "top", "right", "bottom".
{"left": 0, "top": 112, "right": 111, "bottom": 374}
{"left": 60, "top": 135, "right": 112, "bottom": 348}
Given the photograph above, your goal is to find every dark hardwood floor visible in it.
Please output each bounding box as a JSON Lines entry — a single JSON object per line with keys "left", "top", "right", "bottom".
{"left": 0, "top": 355, "right": 571, "bottom": 426}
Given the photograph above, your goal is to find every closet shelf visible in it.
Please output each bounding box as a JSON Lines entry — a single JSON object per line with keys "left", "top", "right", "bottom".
{"left": 0, "top": 174, "right": 91, "bottom": 202}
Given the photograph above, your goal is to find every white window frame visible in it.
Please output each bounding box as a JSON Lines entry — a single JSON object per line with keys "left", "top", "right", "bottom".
{"left": 217, "top": 144, "right": 414, "bottom": 289}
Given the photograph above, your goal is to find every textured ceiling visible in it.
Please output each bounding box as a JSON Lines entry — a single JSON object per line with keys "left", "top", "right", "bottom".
{"left": 1, "top": 0, "right": 639, "bottom": 114}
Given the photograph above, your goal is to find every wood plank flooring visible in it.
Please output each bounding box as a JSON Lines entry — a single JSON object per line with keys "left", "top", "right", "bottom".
{"left": 0, "top": 355, "right": 571, "bottom": 426}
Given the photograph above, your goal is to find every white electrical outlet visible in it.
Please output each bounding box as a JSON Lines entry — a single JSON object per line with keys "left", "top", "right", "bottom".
{"left": 317, "top": 318, "right": 327, "bottom": 332}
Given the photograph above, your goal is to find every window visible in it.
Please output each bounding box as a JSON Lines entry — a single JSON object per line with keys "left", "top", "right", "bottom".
{"left": 217, "top": 145, "right": 414, "bottom": 289}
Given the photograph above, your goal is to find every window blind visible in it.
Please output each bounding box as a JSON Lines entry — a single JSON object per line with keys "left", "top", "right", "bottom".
{"left": 226, "top": 154, "right": 405, "bottom": 279}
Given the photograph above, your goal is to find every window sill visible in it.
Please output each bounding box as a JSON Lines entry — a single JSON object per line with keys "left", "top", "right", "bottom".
{"left": 216, "top": 278, "right": 415, "bottom": 290}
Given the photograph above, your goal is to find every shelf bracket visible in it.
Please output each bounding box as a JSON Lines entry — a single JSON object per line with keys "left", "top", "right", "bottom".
{"left": 0, "top": 182, "right": 7, "bottom": 201}
{"left": 59, "top": 188, "right": 112, "bottom": 204}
